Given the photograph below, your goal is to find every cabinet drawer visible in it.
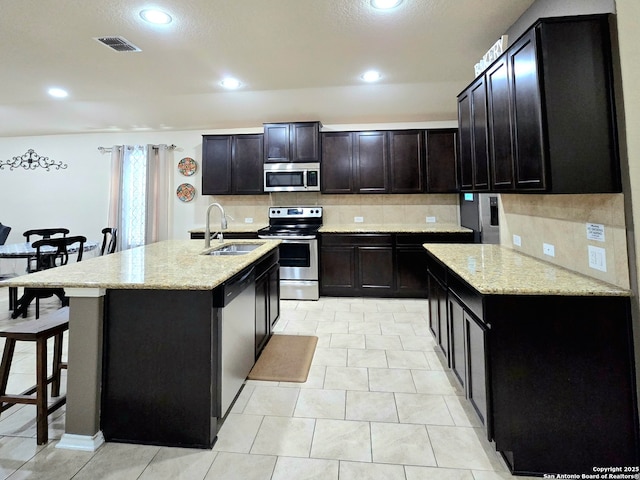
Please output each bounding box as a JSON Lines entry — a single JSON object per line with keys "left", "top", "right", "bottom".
{"left": 448, "top": 273, "right": 483, "bottom": 321}
{"left": 321, "top": 234, "right": 392, "bottom": 247}
{"left": 425, "top": 252, "right": 447, "bottom": 285}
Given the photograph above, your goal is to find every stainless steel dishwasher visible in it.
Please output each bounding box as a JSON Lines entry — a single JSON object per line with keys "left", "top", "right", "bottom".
{"left": 219, "top": 267, "right": 256, "bottom": 417}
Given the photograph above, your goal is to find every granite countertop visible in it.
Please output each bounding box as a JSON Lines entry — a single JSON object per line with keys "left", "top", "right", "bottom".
{"left": 189, "top": 224, "right": 268, "bottom": 234}
{"left": 0, "top": 239, "right": 280, "bottom": 291}
{"left": 423, "top": 243, "right": 631, "bottom": 297}
{"left": 319, "top": 223, "right": 473, "bottom": 234}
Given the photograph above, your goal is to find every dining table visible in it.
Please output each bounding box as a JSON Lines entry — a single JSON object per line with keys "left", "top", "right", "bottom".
{"left": 0, "top": 240, "right": 99, "bottom": 317}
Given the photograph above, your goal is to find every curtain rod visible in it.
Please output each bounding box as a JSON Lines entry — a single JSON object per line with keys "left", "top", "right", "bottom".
{"left": 98, "top": 144, "right": 177, "bottom": 153}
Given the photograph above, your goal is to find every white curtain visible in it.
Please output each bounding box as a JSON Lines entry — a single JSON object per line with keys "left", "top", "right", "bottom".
{"left": 107, "top": 144, "right": 172, "bottom": 250}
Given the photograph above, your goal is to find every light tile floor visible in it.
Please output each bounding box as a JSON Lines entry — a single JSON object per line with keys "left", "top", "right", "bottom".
{"left": 0, "top": 288, "right": 531, "bottom": 480}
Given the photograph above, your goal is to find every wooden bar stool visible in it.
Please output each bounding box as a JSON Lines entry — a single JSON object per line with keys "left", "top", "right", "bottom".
{"left": 0, "top": 307, "right": 69, "bottom": 444}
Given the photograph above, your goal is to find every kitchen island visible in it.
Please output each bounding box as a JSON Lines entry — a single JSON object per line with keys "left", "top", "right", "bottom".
{"left": 424, "top": 244, "right": 639, "bottom": 475}
{"left": 0, "top": 239, "right": 281, "bottom": 451}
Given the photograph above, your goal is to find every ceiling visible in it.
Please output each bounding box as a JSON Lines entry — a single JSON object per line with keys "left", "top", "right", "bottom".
{"left": 0, "top": 0, "right": 535, "bottom": 138}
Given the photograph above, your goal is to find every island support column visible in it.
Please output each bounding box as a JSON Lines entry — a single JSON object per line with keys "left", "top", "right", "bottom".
{"left": 55, "top": 288, "right": 106, "bottom": 451}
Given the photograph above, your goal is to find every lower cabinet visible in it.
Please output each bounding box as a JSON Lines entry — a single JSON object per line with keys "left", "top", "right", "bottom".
{"left": 320, "top": 234, "right": 393, "bottom": 297}
{"left": 321, "top": 232, "right": 472, "bottom": 298}
{"left": 426, "top": 250, "right": 639, "bottom": 474}
{"left": 189, "top": 232, "right": 259, "bottom": 240}
{"left": 254, "top": 252, "right": 280, "bottom": 358}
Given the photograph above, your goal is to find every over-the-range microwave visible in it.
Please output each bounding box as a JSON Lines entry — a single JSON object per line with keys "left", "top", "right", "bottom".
{"left": 263, "top": 162, "right": 320, "bottom": 192}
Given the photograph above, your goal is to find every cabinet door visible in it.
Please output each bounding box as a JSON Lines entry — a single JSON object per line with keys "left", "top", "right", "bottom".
{"left": 509, "top": 29, "right": 546, "bottom": 190}
{"left": 457, "top": 91, "right": 474, "bottom": 191}
{"left": 268, "top": 264, "right": 280, "bottom": 329}
{"left": 389, "top": 130, "right": 424, "bottom": 193}
{"left": 358, "top": 246, "right": 394, "bottom": 294}
{"left": 426, "top": 129, "right": 458, "bottom": 193}
{"left": 321, "top": 132, "right": 354, "bottom": 193}
{"left": 320, "top": 246, "right": 356, "bottom": 294}
{"left": 396, "top": 247, "right": 429, "bottom": 297}
{"left": 202, "top": 135, "right": 232, "bottom": 195}
{"left": 355, "top": 131, "right": 388, "bottom": 193}
{"left": 233, "top": 134, "right": 264, "bottom": 194}
{"left": 465, "top": 310, "right": 488, "bottom": 426}
{"left": 291, "top": 122, "right": 320, "bottom": 163}
{"left": 449, "top": 294, "right": 466, "bottom": 389}
{"left": 470, "top": 76, "right": 490, "bottom": 190}
{"left": 264, "top": 123, "right": 290, "bottom": 163}
{"left": 486, "top": 57, "right": 515, "bottom": 190}
{"left": 255, "top": 273, "right": 269, "bottom": 357}
{"left": 428, "top": 272, "right": 440, "bottom": 341}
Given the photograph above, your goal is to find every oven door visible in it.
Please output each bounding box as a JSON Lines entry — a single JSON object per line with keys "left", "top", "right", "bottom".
{"left": 274, "top": 238, "right": 318, "bottom": 281}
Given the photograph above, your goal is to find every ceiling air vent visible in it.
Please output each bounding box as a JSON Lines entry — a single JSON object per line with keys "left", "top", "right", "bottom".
{"left": 94, "top": 36, "right": 141, "bottom": 52}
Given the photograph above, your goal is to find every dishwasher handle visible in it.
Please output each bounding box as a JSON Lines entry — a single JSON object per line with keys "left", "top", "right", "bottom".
{"left": 225, "top": 267, "right": 255, "bottom": 304}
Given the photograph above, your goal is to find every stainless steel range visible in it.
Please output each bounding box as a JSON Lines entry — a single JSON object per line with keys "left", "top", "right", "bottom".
{"left": 258, "top": 206, "right": 322, "bottom": 300}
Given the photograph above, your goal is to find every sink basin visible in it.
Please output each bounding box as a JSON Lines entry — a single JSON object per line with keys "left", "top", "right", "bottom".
{"left": 204, "top": 243, "right": 262, "bottom": 256}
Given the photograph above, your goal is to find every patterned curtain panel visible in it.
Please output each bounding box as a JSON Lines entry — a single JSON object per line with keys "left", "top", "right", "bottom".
{"left": 107, "top": 144, "right": 171, "bottom": 251}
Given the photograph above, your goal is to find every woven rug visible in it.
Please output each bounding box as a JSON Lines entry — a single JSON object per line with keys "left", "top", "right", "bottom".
{"left": 248, "top": 335, "right": 318, "bottom": 382}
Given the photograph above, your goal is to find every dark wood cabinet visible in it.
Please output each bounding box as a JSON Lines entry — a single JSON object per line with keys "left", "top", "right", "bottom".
{"left": 457, "top": 76, "right": 490, "bottom": 191}
{"left": 448, "top": 294, "right": 466, "bottom": 389}
{"left": 321, "top": 132, "right": 354, "bottom": 193}
{"left": 189, "top": 232, "right": 259, "bottom": 240}
{"left": 354, "top": 131, "right": 388, "bottom": 193}
{"left": 425, "top": 129, "right": 458, "bottom": 193}
{"left": 425, "top": 249, "right": 638, "bottom": 474}
{"left": 320, "top": 234, "right": 393, "bottom": 297}
{"left": 320, "top": 232, "right": 472, "bottom": 298}
{"left": 202, "top": 134, "right": 264, "bottom": 195}
{"left": 486, "top": 57, "right": 515, "bottom": 190}
{"left": 458, "top": 14, "right": 621, "bottom": 194}
{"left": 264, "top": 121, "right": 321, "bottom": 163}
{"left": 254, "top": 251, "right": 280, "bottom": 358}
{"left": 389, "top": 130, "right": 424, "bottom": 193}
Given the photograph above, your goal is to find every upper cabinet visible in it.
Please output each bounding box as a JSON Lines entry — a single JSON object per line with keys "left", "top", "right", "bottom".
{"left": 321, "top": 129, "right": 457, "bottom": 194}
{"left": 202, "top": 134, "right": 265, "bottom": 195}
{"left": 457, "top": 14, "right": 621, "bottom": 194}
{"left": 263, "top": 121, "right": 321, "bottom": 163}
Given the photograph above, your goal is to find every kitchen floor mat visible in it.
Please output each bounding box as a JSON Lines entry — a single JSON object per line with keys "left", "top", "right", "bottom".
{"left": 247, "top": 334, "right": 318, "bottom": 382}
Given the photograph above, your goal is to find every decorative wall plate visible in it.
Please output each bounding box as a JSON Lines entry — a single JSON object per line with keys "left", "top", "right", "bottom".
{"left": 178, "top": 157, "right": 197, "bottom": 176}
{"left": 176, "top": 183, "right": 196, "bottom": 202}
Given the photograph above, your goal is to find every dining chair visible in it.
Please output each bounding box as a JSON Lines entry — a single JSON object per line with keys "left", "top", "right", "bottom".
{"left": 100, "top": 227, "right": 118, "bottom": 255}
{"left": 0, "top": 223, "right": 11, "bottom": 245}
{"left": 23, "top": 228, "right": 70, "bottom": 272}
{"left": 11, "top": 235, "right": 87, "bottom": 319}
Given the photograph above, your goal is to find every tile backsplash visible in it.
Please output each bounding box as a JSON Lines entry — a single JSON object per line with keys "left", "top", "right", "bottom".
{"left": 500, "top": 194, "right": 630, "bottom": 288}
{"left": 203, "top": 193, "right": 460, "bottom": 226}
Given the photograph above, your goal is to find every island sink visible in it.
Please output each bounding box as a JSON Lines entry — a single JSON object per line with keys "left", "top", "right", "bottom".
{"left": 204, "top": 243, "right": 263, "bottom": 256}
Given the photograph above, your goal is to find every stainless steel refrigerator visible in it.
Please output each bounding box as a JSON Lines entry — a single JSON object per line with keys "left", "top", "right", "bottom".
{"left": 459, "top": 193, "right": 500, "bottom": 244}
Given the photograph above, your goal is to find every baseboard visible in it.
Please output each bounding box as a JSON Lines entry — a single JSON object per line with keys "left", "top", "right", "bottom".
{"left": 56, "top": 432, "right": 105, "bottom": 451}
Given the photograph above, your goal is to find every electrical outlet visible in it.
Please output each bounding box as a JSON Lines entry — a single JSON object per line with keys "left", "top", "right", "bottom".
{"left": 354, "top": 216, "right": 364, "bottom": 223}
{"left": 426, "top": 216, "right": 436, "bottom": 223}
{"left": 588, "top": 245, "right": 607, "bottom": 272}
{"left": 513, "top": 234, "right": 521, "bottom": 247}
{"left": 543, "top": 243, "right": 555, "bottom": 257}
{"left": 244, "top": 217, "right": 253, "bottom": 224}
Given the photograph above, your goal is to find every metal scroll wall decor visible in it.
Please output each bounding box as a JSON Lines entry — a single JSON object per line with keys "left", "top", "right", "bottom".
{"left": 0, "top": 149, "right": 68, "bottom": 171}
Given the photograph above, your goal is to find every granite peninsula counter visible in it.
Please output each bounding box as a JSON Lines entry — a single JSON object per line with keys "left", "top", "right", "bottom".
{"left": 1, "top": 239, "right": 281, "bottom": 452}
{"left": 422, "top": 243, "right": 638, "bottom": 474}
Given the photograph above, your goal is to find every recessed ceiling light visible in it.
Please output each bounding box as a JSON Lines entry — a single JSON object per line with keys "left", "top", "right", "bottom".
{"left": 370, "top": 0, "right": 403, "bottom": 9}
{"left": 220, "top": 78, "right": 242, "bottom": 89}
{"left": 139, "top": 9, "right": 172, "bottom": 24}
{"left": 361, "top": 70, "right": 382, "bottom": 82}
{"left": 48, "top": 87, "right": 68, "bottom": 98}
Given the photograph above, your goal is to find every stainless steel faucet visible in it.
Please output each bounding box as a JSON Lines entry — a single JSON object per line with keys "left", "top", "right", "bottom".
{"left": 205, "top": 202, "right": 228, "bottom": 248}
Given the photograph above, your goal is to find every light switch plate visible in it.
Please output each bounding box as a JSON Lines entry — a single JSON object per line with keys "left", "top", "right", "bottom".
{"left": 513, "top": 234, "right": 522, "bottom": 247}
{"left": 543, "top": 243, "right": 555, "bottom": 257}
{"left": 426, "top": 216, "right": 436, "bottom": 223}
{"left": 354, "top": 216, "right": 364, "bottom": 223}
{"left": 588, "top": 245, "right": 607, "bottom": 272}
{"left": 244, "top": 217, "right": 254, "bottom": 224}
